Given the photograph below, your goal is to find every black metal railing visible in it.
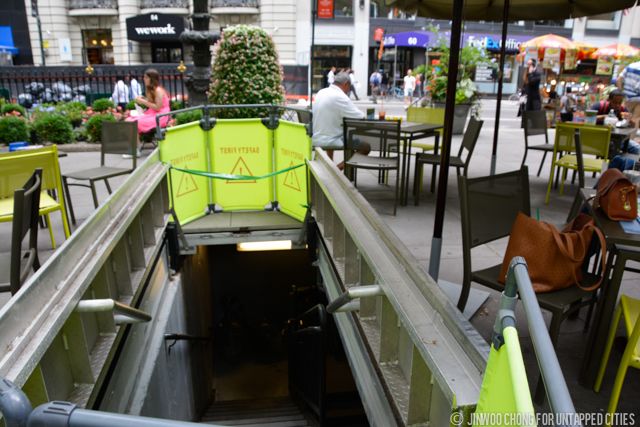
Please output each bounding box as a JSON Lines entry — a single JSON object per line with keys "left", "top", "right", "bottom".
{"left": 286, "top": 304, "right": 326, "bottom": 425}
{"left": 141, "top": 0, "right": 190, "bottom": 8}
{"left": 210, "top": 0, "right": 259, "bottom": 8}
{"left": 69, "top": 0, "right": 118, "bottom": 9}
{"left": 0, "top": 65, "right": 186, "bottom": 107}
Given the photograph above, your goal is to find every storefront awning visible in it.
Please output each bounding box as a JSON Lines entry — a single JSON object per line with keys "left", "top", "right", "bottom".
{"left": 126, "top": 13, "right": 186, "bottom": 42}
{"left": 0, "top": 27, "right": 18, "bottom": 55}
{"left": 382, "top": 31, "right": 429, "bottom": 48}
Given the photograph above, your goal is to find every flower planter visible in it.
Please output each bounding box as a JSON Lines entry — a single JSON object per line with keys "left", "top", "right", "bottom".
{"left": 434, "top": 103, "right": 471, "bottom": 135}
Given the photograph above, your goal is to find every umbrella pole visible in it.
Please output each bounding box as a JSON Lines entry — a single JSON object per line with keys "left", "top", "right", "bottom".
{"left": 428, "top": 0, "right": 464, "bottom": 281}
{"left": 490, "top": 0, "right": 510, "bottom": 175}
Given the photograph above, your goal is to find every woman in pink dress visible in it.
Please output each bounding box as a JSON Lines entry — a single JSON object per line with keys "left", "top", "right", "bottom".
{"left": 126, "top": 68, "right": 170, "bottom": 155}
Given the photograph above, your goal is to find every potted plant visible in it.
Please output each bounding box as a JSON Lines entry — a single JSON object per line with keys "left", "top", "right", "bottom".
{"left": 425, "top": 42, "right": 484, "bottom": 134}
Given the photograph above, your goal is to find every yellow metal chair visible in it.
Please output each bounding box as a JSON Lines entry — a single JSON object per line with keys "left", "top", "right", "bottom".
{"left": 406, "top": 106, "right": 444, "bottom": 152}
{"left": 544, "top": 123, "right": 610, "bottom": 204}
{"left": 0, "top": 146, "right": 71, "bottom": 248}
{"left": 594, "top": 295, "right": 640, "bottom": 427}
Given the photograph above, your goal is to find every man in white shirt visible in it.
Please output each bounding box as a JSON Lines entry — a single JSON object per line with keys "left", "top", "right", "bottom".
{"left": 326, "top": 66, "right": 336, "bottom": 87}
{"left": 129, "top": 74, "right": 142, "bottom": 99}
{"left": 403, "top": 69, "right": 416, "bottom": 105}
{"left": 111, "top": 76, "right": 130, "bottom": 110}
{"left": 312, "top": 72, "right": 370, "bottom": 169}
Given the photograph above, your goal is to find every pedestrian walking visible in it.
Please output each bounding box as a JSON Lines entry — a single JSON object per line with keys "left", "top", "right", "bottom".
{"left": 111, "top": 76, "right": 130, "bottom": 110}
{"left": 326, "top": 66, "right": 336, "bottom": 87}
{"left": 348, "top": 69, "right": 360, "bottom": 100}
{"left": 369, "top": 69, "right": 382, "bottom": 104}
{"left": 523, "top": 59, "right": 542, "bottom": 112}
{"left": 403, "top": 69, "right": 416, "bottom": 105}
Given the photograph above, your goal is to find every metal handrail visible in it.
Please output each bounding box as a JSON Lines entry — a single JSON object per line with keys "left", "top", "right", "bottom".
{"left": 326, "top": 285, "right": 384, "bottom": 313}
{"left": 76, "top": 299, "right": 152, "bottom": 324}
{"left": 502, "top": 256, "right": 581, "bottom": 426}
{"left": 0, "top": 377, "right": 220, "bottom": 427}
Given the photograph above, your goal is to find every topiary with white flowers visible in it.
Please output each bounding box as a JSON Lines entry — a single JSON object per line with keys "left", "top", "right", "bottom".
{"left": 209, "top": 25, "right": 284, "bottom": 118}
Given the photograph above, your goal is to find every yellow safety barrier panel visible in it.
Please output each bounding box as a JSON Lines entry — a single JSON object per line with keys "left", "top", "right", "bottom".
{"left": 473, "top": 326, "right": 536, "bottom": 427}
{"left": 274, "top": 121, "right": 311, "bottom": 222}
{"left": 159, "top": 122, "right": 209, "bottom": 224}
{"left": 210, "top": 119, "right": 273, "bottom": 210}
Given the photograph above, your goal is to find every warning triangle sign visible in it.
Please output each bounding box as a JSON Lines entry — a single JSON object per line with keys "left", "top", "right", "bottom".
{"left": 176, "top": 164, "right": 199, "bottom": 197}
{"left": 283, "top": 161, "right": 301, "bottom": 192}
{"left": 227, "top": 156, "right": 256, "bottom": 184}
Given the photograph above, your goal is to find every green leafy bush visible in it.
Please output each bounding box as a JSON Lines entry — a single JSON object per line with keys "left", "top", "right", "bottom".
{"left": 32, "top": 113, "right": 73, "bottom": 144}
{"left": 175, "top": 110, "right": 203, "bottom": 125}
{"left": 209, "top": 25, "right": 284, "bottom": 118}
{"left": 56, "top": 101, "right": 87, "bottom": 127}
{"left": 86, "top": 114, "right": 116, "bottom": 143}
{"left": 92, "top": 98, "right": 115, "bottom": 113}
{"left": 1, "top": 103, "right": 26, "bottom": 117}
{"left": 126, "top": 100, "right": 136, "bottom": 110}
{"left": 171, "top": 100, "right": 184, "bottom": 111}
{"left": 0, "top": 116, "right": 29, "bottom": 144}
{"left": 73, "top": 126, "right": 88, "bottom": 142}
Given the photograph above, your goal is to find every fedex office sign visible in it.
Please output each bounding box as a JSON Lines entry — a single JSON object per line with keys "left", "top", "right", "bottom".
{"left": 466, "top": 35, "right": 522, "bottom": 52}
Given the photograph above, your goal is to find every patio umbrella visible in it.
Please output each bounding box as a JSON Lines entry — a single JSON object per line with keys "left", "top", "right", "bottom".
{"left": 520, "top": 33, "right": 575, "bottom": 51}
{"left": 572, "top": 40, "right": 598, "bottom": 60}
{"left": 388, "top": 0, "right": 638, "bottom": 282}
{"left": 592, "top": 43, "right": 640, "bottom": 58}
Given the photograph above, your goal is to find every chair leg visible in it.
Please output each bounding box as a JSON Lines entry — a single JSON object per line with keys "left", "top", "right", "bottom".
{"left": 456, "top": 278, "right": 471, "bottom": 313}
{"left": 544, "top": 161, "right": 556, "bottom": 205}
{"left": 413, "top": 159, "right": 423, "bottom": 206}
{"left": 104, "top": 178, "right": 113, "bottom": 194}
{"left": 536, "top": 151, "right": 548, "bottom": 177}
{"left": 521, "top": 148, "right": 528, "bottom": 168}
{"left": 90, "top": 181, "right": 99, "bottom": 208}
{"left": 62, "top": 176, "right": 77, "bottom": 226}
{"left": 393, "top": 168, "right": 399, "bottom": 216}
{"left": 594, "top": 303, "right": 622, "bottom": 392}
{"left": 430, "top": 164, "right": 437, "bottom": 193}
{"left": 45, "top": 214, "right": 56, "bottom": 249}
{"left": 559, "top": 168, "right": 568, "bottom": 196}
{"left": 605, "top": 342, "right": 633, "bottom": 427}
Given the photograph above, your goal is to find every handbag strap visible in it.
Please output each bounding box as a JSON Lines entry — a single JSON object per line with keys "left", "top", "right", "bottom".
{"left": 546, "top": 222, "right": 607, "bottom": 291}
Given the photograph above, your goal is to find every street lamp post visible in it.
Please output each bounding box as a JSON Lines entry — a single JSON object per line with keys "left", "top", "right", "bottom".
{"left": 31, "top": 0, "right": 46, "bottom": 66}
{"left": 309, "top": 0, "right": 317, "bottom": 107}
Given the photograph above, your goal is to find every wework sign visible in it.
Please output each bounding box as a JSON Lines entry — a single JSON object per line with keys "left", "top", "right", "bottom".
{"left": 126, "top": 13, "right": 186, "bottom": 42}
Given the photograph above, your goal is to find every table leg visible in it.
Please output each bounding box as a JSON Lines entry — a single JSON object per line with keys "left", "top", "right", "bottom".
{"left": 399, "top": 136, "right": 408, "bottom": 206}
{"left": 580, "top": 247, "right": 639, "bottom": 387}
{"left": 431, "top": 133, "right": 440, "bottom": 193}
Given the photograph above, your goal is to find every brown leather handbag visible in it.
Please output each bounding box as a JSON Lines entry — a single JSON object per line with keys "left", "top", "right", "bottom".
{"left": 595, "top": 168, "right": 638, "bottom": 221}
{"left": 498, "top": 212, "right": 606, "bottom": 293}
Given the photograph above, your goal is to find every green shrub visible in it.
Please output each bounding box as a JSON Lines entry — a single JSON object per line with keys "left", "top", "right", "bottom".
{"left": 73, "top": 126, "right": 88, "bottom": 142}
{"left": 0, "top": 116, "right": 29, "bottom": 144}
{"left": 92, "top": 98, "right": 115, "bottom": 113}
{"left": 209, "top": 25, "right": 284, "bottom": 118}
{"left": 126, "top": 100, "right": 136, "bottom": 110}
{"left": 1, "top": 103, "right": 26, "bottom": 117}
{"left": 86, "top": 114, "right": 116, "bottom": 142}
{"left": 170, "top": 100, "right": 184, "bottom": 111}
{"left": 175, "top": 110, "right": 203, "bottom": 125}
{"left": 32, "top": 113, "right": 73, "bottom": 144}
{"left": 56, "top": 101, "right": 87, "bottom": 127}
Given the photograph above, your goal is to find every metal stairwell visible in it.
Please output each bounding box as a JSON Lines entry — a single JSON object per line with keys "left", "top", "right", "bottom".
{"left": 199, "top": 397, "right": 313, "bottom": 426}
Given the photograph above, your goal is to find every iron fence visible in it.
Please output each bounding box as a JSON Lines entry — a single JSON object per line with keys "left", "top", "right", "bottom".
{"left": 0, "top": 65, "right": 187, "bottom": 107}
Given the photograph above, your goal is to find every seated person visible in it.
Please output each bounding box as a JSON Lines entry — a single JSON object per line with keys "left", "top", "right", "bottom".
{"left": 312, "top": 71, "right": 370, "bottom": 169}
{"left": 125, "top": 68, "right": 170, "bottom": 157}
{"left": 589, "top": 89, "right": 631, "bottom": 125}
{"left": 591, "top": 89, "right": 639, "bottom": 155}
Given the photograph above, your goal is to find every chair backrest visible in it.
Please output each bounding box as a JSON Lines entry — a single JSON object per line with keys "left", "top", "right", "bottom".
{"left": 553, "top": 123, "right": 577, "bottom": 153}
{"left": 578, "top": 125, "right": 611, "bottom": 158}
{"left": 296, "top": 109, "right": 312, "bottom": 125}
{"left": 0, "top": 146, "right": 61, "bottom": 198}
{"left": 9, "top": 169, "right": 42, "bottom": 295}
{"left": 407, "top": 106, "right": 445, "bottom": 125}
{"left": 343, "top": 118, "right": 401, "bottom": 155}
{"left": 458, "top": 167, "right": 531, "bottom": 250}
{"left": 457, "top": 117, "right": 484, "bottom": 166}
{"left": 101, "top": 121, "right": 138, "bottom": 168}
{"left": 523, "top": 110, "right": 549, "bottom": 144}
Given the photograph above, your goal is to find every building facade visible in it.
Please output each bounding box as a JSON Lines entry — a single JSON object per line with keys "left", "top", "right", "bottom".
{"left": 5, "top": 0, "right": 640, "bottom": 98}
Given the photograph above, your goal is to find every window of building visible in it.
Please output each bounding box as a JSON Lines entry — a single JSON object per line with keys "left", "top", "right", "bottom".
{"left": 334, "top": 0, "right": 353, "bottom": 17}
{"left": 152, "top": 43, "right": 183, "bottom": 63}
{"left": 82, "top": 29, "right": 114, "bottom": 64}
{"left": 311, "top": 45, "right": 352, "bottom": 92}
{"left": 586, "top": 12, "right": 622, "bottom": 30}
{"left": 369, "top": 1, "right": 416, "bottom": 19}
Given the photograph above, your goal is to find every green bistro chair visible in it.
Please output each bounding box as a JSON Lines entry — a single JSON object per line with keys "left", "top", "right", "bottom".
{"left": 545, "top": 123, "right": 610, "bottom": 204}
{"left": 0, "top": 169, "right": 42, "bottom": 295}
{"left": 521, "top": 110, "right": 554, "bottom": 177}
{"left": 406, "top": 106, "right": 445, "bottom": 153}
